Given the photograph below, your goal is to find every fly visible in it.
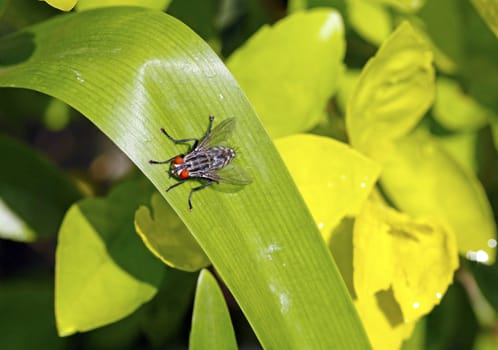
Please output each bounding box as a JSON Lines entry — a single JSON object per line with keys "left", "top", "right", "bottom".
{"left": 149, "top": 115, "right": 252, "bottom": 210}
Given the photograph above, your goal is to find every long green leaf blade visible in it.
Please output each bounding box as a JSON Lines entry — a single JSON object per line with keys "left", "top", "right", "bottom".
{"left": 0, "top": 8, "right": 370, "bottom": 348}
{"left": 189, "top": 269, "right": 237, "bottom": 350}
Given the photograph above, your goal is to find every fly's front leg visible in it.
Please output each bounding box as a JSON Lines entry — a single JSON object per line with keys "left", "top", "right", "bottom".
{"left": 188, "top": 180, "right": 214, "bottom": 211}
{"left": 149, "top": 154, "right": 182, "bottom": 165}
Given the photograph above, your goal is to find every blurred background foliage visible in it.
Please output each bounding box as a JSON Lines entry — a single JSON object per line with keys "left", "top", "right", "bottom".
{"left": 1, "top": 0, "right": 497, "bottom": 349}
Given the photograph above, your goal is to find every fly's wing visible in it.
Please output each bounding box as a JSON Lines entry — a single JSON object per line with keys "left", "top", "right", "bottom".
{"left": 209, "top": 163, "right": 252, "bottom": 186}
{"left": 197, "top": 117, "right": 236, "bottom": 150}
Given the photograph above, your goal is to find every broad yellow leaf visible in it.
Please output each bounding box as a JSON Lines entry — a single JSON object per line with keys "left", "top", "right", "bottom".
{"left": 56, "top": 180, "right": 164, "bottom": 336}
{"left": 276, "top": 134, "right": 381, "bottom": 242}
{"left": 347, "top": 0, "right": 392, "bottom": 45}
{"left": 347, "top": 21, "right": 434, "bottom": 161}
{"left": 355, "top": 292, "right": 416, "bottom": 350}
{"left": 354, "top": 195, "right": 459, "bottom": 322}
{"left": 44, "top": 0, "right": 78, "bottom": 11}
{"left": 381, "top": 133, "right": 497, "bottom": 264}
{"left": 228, "top": 9, "right": 345, "bottom": 138}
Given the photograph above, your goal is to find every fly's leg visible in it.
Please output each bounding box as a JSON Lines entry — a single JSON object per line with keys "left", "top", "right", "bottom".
{"left": 160, "top": 127, "right": 199, "bottom": 148}
{"left": 204, "top": 115, "right": 215, "bottom": 139}
{"left": 149, "top": 154, "right": 182, "bottom": 165}
{"left": 158, "top": 116, "right": 215, "bottom": 151}
{"left": 204, "top": 115, "right": 214, "bottom": 137}
{"left": 188, "top": 180, "right": 214, "bottom": 211}
{"left": 150, "top": 124, "right": 197, "bottom": 164}
{"left": 166, "top": 179, "right": 188, "bottom": 192}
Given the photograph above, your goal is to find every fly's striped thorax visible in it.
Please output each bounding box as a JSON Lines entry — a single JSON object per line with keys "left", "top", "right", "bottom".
{"left": 184, "top": 146, "right": 235, "bottom": 176}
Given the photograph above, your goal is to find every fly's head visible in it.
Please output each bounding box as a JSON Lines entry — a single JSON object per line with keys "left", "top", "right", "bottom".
{"left": 170, "top": 156, "right": 190, "bottom": 180}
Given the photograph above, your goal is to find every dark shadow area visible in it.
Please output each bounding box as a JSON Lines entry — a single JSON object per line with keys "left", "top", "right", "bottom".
{"left": 376, "top": 289, "right": 404, "bottom": 328}
{"left": 0, "top": 31, "right": 35, "bottom": 66}
{"left": 75, "top": 180, "right": 165, "bottom": 287}
{"left": 0, "top": 135, "right": 82, "bottom": 239}
{"left": 328, "top": 216, "right": 356, "bottom": 297}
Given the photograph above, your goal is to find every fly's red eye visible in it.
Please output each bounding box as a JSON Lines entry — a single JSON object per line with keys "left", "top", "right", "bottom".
{"left": 173, "top": 157, "right": 184, "bottom": 165}
{"left": 179, "top": 169, "right": 189, "bottom": 179}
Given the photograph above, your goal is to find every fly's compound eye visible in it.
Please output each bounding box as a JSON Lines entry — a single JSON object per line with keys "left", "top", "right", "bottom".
{"left": 173, "top": 156, "right": 185, "bottom": 165}
{"left": 179, "top": 168, "right": 189, "bottom": 179}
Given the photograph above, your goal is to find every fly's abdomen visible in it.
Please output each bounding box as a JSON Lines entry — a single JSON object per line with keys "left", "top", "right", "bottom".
{"left": 185, "top": 146, "right": 235, "bottom": 177}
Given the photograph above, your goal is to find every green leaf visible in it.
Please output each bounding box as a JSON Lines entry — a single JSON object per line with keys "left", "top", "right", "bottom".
{"left": 166, "top": 0, "right": 218, "bottom": 47}
{"left": 401, "top": 318, "right": 426, "bottom": 350}
{"left": 0, "top": 0, "right": 7, "bottom": 15}
{"left": 346, "top": 21, "right": 435, "bottom": 161}
{"left": 43, "top": 0, "right": 78, "bottom": 12}
{"left": 415, "top": 0, "right": 464, "bottom": 73}
{"left": 227, "top": 8, "right": 345, "bottom": 138}
{"left": 287, "top": 0, "right": 307, "bottom": 12}
{"left": 140, "top": 269, "right": 198, "bottom": 347}
{"left": 83, "top": 311, "right": 143, "bottom": 349}
{"left": 55, "top": 179, "right": 164, "bottom": 336}
{"left": 189, "top": 269, "right": 237, "bottom": 350}
{"left": 76, "top": 0, "right": 172, "bottom": 11}
{"left": 135, "top": 192, "right": 210, "bottom": 272}
{"left": 0, "top": 8, "right": 370, "bottom": 348}
{"left": 0, "top": 279, "right": 65, "bottom": 350}
{"left": 471, "top": 0, "right": 498, "bottom": 38}
{"left": 378, "top": 0, "right": 425, "bottom": 13}
{"left": 0, "top": 136, "right": 81, "bottom": 241}
{"left": 347, "top": 0, "right": 392, "bottom": 45}
{"left": 474, "top": 331, "right": 498, "bottom": 350}
{"left": 381, "top": 133, "right": 497, "bottom": 264}
{"left": 433, "top": 77, "right": 491, "bottom": 131}
{"left": 435, "top": 131, "right": 479, "bottom": 175}
{"left": 492, "top": 120, "right": 498, "bottom": 150}
{"left": 0, "top": 0, "right": 59, "bottom": 33}
{"left": 336, "top": 68, "right": 360, "bottom": 113}
{"left": 275, "top": 133, "right": 381, "bottom": 242}
{"left": 43, "top": 97, "right": 72, "bottom": 131}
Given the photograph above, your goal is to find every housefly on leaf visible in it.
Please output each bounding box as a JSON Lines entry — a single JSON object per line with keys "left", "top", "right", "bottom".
{"left": 149, "top": 115, "right": 252, "bottom": 210}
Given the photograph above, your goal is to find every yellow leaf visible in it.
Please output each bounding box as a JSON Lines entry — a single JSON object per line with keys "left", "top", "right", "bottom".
{"left": 435, "top": 131, "right": 479, "bottom": 175}
{"left": 43, "top": 0, "right": 78, "bottom": 11}
{"left": 381, "top": 133, "right": 497, "bottom": 264}
{"left": 135, "top": 193, "right": 210, "bottom": 272}
{"left": 354, "top": 195, "right": 459, "bottom": 322}
{"left": 355, "top": 292, "right": 416, "bottom": 350}
{"left": 76, "top": 0, "right": 171, "bottom": 11}
{"left": 347, "top": 0, "right": 392, "bottom": 45}
{"left": 228, "top": 9, "right": 345, "bottom": 138}
{"left": 433, "top": 77, "right": 490, "bottom": 131}
{"left": 379, "top": 0, "right": 425, "bottom": 13}
{"left": 346, "top": 21, "right": 434, "bottom": 161}
{"left": 275, "top": 134, "right": 381, "bottom": 242}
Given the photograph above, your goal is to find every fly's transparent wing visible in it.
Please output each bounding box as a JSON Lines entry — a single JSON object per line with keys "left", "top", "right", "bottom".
{"left": 198, "top": 117, "right": 236, "bottom": 149}
{"left": 211, "top": 163, "right": 252, "bottom": 186}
